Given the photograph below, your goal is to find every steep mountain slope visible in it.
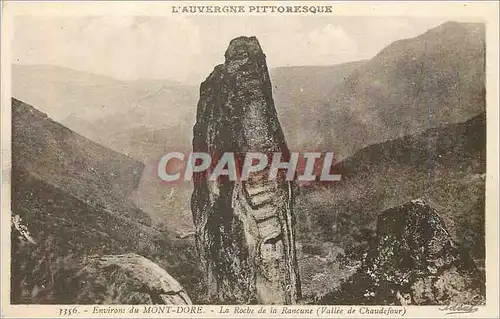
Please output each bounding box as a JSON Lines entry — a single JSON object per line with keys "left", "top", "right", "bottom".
{"left": 297, "top": 112, "right": 486, "bottom": 262}
{"left": 270, "top": 61, "right": 365, "bottom": 153}
{"left": 11, "top": 168, "right": 202, "bottom": 303}
{"left": 323, "top": 21, "right": 485, "bottom": 158}
{"left": 12, "top": 98, "right": 147, "bottom": 221}
{"left": 294, "top": 113, "right": 485, "bottom": 302}
{"left": 11, "top": 99, "right": 203, "bottom": 303}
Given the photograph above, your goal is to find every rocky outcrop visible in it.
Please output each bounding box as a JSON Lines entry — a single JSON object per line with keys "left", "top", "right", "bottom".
{"left": 73, "top": 254, "right": 192, "bottom": 304}
{"left": 191, "top": 36, "right": 301, "bottom": 304}
{"left": 320, "top": 199, "right": 485, "bottom": 305}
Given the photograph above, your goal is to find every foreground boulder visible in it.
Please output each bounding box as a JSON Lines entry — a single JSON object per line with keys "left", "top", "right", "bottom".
{"left": 191, "top": 36, "right": 301, "bottom": 304}
{"left": 320, "top": 199, "right": 485, "bottom": 305}
{"left": 73, "top": 254, "right": 192, "bottom": 304}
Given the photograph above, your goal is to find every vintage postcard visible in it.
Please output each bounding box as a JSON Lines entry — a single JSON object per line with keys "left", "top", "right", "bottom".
{"left": 1, "top": 1, "right": 499, "bottom": 318}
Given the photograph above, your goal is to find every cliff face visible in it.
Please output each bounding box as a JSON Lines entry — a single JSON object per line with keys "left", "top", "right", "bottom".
{"left": 191, "top": 36, "right": 301, "bottom": 304}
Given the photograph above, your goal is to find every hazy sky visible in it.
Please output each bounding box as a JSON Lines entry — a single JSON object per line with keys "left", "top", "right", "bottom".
{"left": 13, "top": 16, "right": 455, "bottom": 84}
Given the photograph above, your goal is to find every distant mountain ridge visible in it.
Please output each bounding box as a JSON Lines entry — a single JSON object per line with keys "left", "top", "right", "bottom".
{"left": 334, "top": 111, "right": 486, "bottom": 178}
{"left": 12, "top": 64, "right": 198, "bottom": 162}
{"left": 9, "top": 20, "right": 487, "bottom": 305}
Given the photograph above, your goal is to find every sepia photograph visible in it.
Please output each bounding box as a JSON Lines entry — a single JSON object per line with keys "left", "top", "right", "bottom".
{"left": 1, "top": 1, "right": 499, "bottom": 318}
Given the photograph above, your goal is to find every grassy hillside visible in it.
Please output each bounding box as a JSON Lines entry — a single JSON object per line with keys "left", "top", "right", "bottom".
{"left": 297, "top": 112, "right": 485, "bottom": 262}
{"left": 11, "top": 99, "right": 203, "bottom": 304}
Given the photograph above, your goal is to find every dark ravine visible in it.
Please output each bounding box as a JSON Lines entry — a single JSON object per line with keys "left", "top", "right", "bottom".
{"left": 191, "top": 36, "right": 301, "bottom": 304}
